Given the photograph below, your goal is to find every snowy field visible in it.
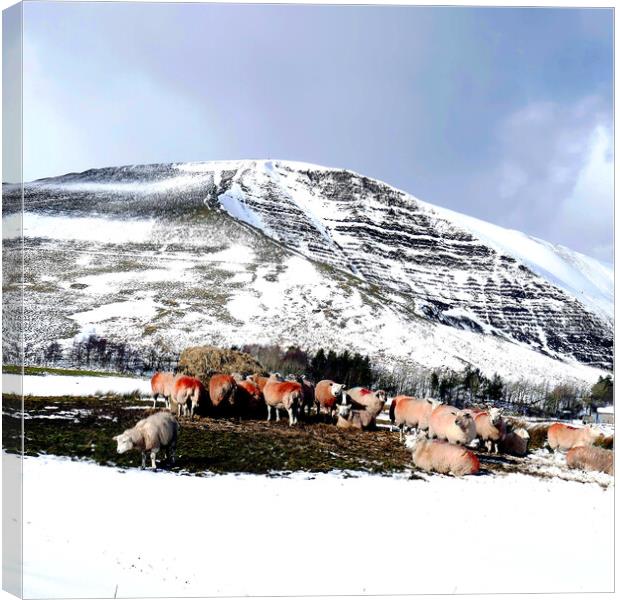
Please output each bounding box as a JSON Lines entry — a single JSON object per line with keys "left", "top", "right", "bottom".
{"left": 15, "top": 453, "right": 613, "bottom": 598}
{"left": 2, "top": 373, "right": 151, "bottom": 397}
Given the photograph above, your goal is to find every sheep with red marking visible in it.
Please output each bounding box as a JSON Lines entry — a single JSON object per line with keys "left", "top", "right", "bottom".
{"left": 345, "top": 387, "right": 387, "bottom": 417}
{"left": 263, "top": 376, "right": 303, "bottom": 426}
{"left": 566, "top": 445, "right": 613, "bottom": 475}
{"left": 248, "top": 373, "right": 272, "bottom": 392}
{"left": 474, "top": 408, "right": 506, "bottom": 454}
{"left": 209, "top": 374, "right": 238, "bottom": 410}
{"left": 428, "top": 404, "right": 477, "bottom": 446}
{"left": 409, "top": 431, "right": 479, "bottom": 476}
{"left": 336, "top": 403, "right": 376, "bottom": 430}
{"left": 150, "top": 371, "right": 177, "bottom": 409}
{"left": 314, "top": 380, "right": 345, "bottom": 420}
{"left": 235, "top": 379, "right": 264, "bottom": 413}
{"left": 113, "top": 411, "right": 179, "bottom": 470}
{"left": 389, "top": 396, "right": 442, "bottom": 441}
{"left": 547, "top": 423, "right": 603, "bottom": 452}
{"left": 173, "top": 375, "right": 205, "bottom": 419}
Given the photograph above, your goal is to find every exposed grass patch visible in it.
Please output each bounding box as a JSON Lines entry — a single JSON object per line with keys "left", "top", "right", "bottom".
{"left": 3, "top": 393, "right": 418, "bottom": 477}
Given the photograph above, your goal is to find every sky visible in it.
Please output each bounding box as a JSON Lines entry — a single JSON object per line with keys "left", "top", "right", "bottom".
{"left": 14, "top": 3, "right": 614, "bottom": 262}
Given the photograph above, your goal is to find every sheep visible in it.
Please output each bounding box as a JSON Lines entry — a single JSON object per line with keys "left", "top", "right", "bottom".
{"left": 150, "top": 371, "right": 177, "bottom": 409}
{"left": 248, "top": 373, "right": 271, "bottom": 392}
{"left": 547, "top": 423, "right": 604, "bottom": 452}
{"left": 428, "top": 404, "right": 477, "bottom": 446}
{"left": 263, "top": 378, "right": 303, "bottom": 426}
{"left": 336, "top": 403, "right": 376, "bottom": 430}
{"left": 409, "top": 431, "right": 479, "bottom": 476}
{"left": 389, "top": 396, "right": 441, "bottom": 441}
{"left": 498, "top": 427, "right": 530, "bottom": 457}
{"left": 566, "top": 445, "right": 614, "bottom": 476}
{"left": 173, "top": 375, "right": 205, "bottom": 419}
{"left": 113, "top": 411, "right": 179, "bottom": 470}
{"left": 209, "top": 374, "right": 238, "bottom": 410}
{"left": 314, "top": 380, "right": 345, "bottom": 421}
{"left": 297, "top": 376, "right": 315, "bottom": 420}
{"left": 474, "top": 408, "right": 506, "bottom": 454}
{"left": 235, "top": 379, "right": 264, "bottom": 414}
{"left": 345, "top": 387, "right": 387, "bottom": 417}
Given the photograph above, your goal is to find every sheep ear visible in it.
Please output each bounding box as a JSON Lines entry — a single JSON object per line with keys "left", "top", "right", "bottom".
{"left": 112, "top": 435, "right": 120, "bottom": 441}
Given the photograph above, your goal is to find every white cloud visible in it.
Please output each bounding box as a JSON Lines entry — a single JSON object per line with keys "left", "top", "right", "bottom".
{"left": 482, "top": 96, "right": 613, "bottom": 262}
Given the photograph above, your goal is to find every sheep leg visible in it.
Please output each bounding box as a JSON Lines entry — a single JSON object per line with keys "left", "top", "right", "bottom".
{"left": 288, "top": 408, "right": 294, "bottom": 426}
{"left": 399, "top": 426, "right": 404, "bottom": 443}
{"left": 150, "top": 450, "right": 157, "bottom": 470}
{"left": 141, "top": 452, "right": 146, "bottom": 470}
{"left": 275, "top": 408, "right": 280, "bottom": 422}
{"left": 266, "top": 405, "right": 272, "bottom": 422}
{"left": 152, "top": 395, "right": 158, "bottom": 409}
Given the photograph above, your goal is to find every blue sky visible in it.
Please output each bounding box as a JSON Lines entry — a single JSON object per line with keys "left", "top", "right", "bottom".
{"left": 19, "top": 3, "right": 614, "bottom": 262}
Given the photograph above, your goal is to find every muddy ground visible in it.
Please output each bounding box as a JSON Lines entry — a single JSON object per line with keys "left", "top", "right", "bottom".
{"left": 2, "top": 393, "right": 613, "bottom": 487}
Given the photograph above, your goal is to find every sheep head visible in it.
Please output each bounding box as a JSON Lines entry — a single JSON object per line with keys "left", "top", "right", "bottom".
{"left": 330, "top": 382, "right": 344, "bottom": 396}
{"left": 113, "top": 432, "right": 134, "bottom": 454}
{"left": 338, "top": 403, "right": 352, "bottom": 418}
{"left": 488, "top": 407, "right": 503, "bottom": 426}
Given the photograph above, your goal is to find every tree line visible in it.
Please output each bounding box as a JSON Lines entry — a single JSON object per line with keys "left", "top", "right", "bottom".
{"left": 32, "top": 338, "right": 612, "bottom": 418}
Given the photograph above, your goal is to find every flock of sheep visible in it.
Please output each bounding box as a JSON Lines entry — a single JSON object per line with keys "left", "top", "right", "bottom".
{"left": 112, "top": 370, "right": 614, "bottom": 478}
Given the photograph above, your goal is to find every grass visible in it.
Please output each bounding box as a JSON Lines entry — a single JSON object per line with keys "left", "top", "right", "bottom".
{"left": 2, "top": 393, "right": 418, "bottom": 477}
{"left": 2, "top": 365, "right": 141, "bottom": 379}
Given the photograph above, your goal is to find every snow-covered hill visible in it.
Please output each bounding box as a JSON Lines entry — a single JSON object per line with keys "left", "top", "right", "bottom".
{"left": 2, "top": 160, "right": 613, "bottom": 384}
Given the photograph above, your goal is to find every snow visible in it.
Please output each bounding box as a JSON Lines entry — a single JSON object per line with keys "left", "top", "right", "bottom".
{"left": 597, "top": 405, "right": 614, "bottom": 415}
{"left": 14, "top": 453, "right": 613, "bottom": 598}
{"left": 3, "top": 212, "right": 155, "bottom": 244}
{"left": 420, "top": 200, "right": 614, "bottom": 320}
{"left": 2, "top": 373, "right": 151, "bottom": 397}
{"left": 70, "top": 296, "right": 159, "bottom": 327}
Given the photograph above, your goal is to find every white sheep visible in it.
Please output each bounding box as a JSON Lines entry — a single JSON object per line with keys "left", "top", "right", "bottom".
{"left": 113, "top": 411, "right": 179, "bottom": 470}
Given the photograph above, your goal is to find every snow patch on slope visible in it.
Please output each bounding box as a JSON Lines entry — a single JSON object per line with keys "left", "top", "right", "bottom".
{"left": 418, "top": 201, "right": 614, "bottom": 320}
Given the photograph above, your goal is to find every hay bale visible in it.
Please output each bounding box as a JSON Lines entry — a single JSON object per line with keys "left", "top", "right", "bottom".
{"left": 178, "top": 346, "right": 264, "bottom": 384}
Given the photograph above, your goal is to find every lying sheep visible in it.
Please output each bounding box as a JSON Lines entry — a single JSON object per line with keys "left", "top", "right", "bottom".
{"left": 113, "top": 411, "right": 179, "bottom": 470}
{"left": 336, "top": 403, "right": 376, "bottom": 430}
{"left": 428, "top": 404, "right": 477, "bottom": 446}
{"left": 566, "top": 445, "right": 613, "bottom": 476}
{"left": 173, "top": 375, "right": 205, "bottom": 419}
{"left": 547, "top": 423, "right": 603, "bottom": 452}
{"left": 410, "top": 431, "right": 479, "bottom": 476}
{"left": 345, "top": 387, "right": 387, "bottom": 417}
{"left": 263, "top": 377, "right": 303, "bottom": 426}
{"left": 474, "top": 408, "right": 506, "bottom": 454}
{"left": 498, "top": 427, "right": 530, "bottom": 457}
{"left": 389, "top": 396, "right": 441, "bottom": 441}
{"left": 314, "top": 380, "right": 345, "bottom": 420}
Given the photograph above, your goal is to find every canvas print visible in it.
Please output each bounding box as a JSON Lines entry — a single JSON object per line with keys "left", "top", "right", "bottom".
{"left": 1, "top": 2, "right": 614, "bottom": 598}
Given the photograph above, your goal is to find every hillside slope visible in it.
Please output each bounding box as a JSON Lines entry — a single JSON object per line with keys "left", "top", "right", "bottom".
{"left": 1, "top": 160, "right": 613, "bottom": 384}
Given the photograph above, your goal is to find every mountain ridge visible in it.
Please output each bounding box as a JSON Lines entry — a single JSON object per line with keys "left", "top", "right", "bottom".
{"left": 2, "top": 159, "right": 613, "bottom": 382}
